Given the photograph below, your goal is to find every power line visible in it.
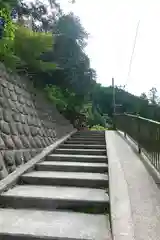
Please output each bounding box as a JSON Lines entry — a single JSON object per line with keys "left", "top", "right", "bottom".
{"left": 124, "top": 20, "right": 140, "bottom": 89}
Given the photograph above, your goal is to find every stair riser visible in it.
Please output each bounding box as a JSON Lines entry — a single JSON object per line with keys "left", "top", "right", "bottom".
{"left": 36, "top": 164, "right": 108, "bottom": 173}
{"left": 54, "top": 150, "right": 106, "bottom": 156}
{"left": 0, "top": 196, "right": 109, "bottom": 214}
{"left": 59, "top": 145, "right": 106, "bottom": 149}
{"left": 21, "top": 176, "right": 108, "bottom": 189}
{"left": 47, "top": 156, "right": 107, "bottom": 163}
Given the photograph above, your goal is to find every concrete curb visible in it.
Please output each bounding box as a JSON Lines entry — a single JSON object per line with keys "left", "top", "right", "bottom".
{"left": 116, "top": 131, "right": 160, "bottom": 185}
{"left": 0, "top": 129, "right": 77, "bottom": 194}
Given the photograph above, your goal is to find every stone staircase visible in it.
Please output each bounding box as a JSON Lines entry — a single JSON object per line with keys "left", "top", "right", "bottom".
{"left": 0, "top": 131, "right": 112, "bottom": 239}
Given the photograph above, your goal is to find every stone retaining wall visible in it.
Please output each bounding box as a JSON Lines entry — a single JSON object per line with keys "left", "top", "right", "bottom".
{"left": 0, "top": 63, "right": 73, "bottom": 179}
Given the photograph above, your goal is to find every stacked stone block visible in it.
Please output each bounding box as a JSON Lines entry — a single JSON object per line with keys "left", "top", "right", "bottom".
{"left": 0, "top": 63, "right": 73, "bottom": 179}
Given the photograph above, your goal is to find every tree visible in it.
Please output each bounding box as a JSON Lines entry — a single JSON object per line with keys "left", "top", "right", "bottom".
{"left": 149, "top": 87, "right": 158, "bottom": 105}
{"left": 140, "top": 92, "right": 148, "bottom": 101}
{"left": 48, "top": 0, "right": 75, "bottom": 9}
{"left": 48, "top": 0, "right": 62, "bottom": 15}
{"left": 53, "top": 13, "right": 88, "bottom": 48}
{"left": 0, "top": 0, "right": 105, "bottom": 127}
{"left": 0, "top": 0, "right": 18, "bottom": 8}
{"left": 16, "top": 1, "right": 30, "bottom": 24}
{"left": 39, "top": 12, "right": 92, "bottom": 96}
{"left": 13, "top": 0, "right": 62, "bottom": 31}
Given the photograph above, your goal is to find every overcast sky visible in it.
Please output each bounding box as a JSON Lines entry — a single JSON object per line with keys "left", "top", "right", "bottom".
{"left": 58, "top": 0, "right": 160, "bottom": 96}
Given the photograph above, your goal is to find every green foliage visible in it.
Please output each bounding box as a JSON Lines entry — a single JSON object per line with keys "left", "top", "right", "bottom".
{"left": 0, "top": 0, "right": 18, "bottom": 8}
{"left": 92, "top": 84, "right": 160, "bottom": 124}
{"left": 0, "top": 8, "right": 16, "bottom": 40}
{"left": 0, "top": 24, "right": 57, "bottom": 71}
{"left": 80, "top": 103, "right": 94, "bottom": 124}
{"left": 90, "top": 125, "right": 107, "bottom": 131}
{"left": 0, "top": 41, "right": 20, "bottom": 69}
{"left": 45, "top": 85, "right": 67, "bottom": 112}
{"left": 45, "top": 85, "right": 85, "bottom": 114}
{"left": 0, "top": 6, "right": 17, "bottom": 68}
{"left": 43, "top": 12, "right": 92, "bottom": 95}
{"left": 0, "top": 0, "right": 111, "bottom": 128}
{"left": 45, "top": 85, "right": 105, "bottom": 127}
{"left": 14, "top": 26, "right": 56, "bottom": 72}
{"left": 53, "top": 13, "right": 88, "bottom": 48}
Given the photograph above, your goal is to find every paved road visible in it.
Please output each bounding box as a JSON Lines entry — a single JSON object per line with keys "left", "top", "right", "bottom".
{"left": 106, "top": 131, "right": 160, "bottom": 240}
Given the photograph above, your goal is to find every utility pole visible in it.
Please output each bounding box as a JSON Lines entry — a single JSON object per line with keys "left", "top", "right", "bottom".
{"left": 112, "top": 78, "right": 116, "bottom": 115}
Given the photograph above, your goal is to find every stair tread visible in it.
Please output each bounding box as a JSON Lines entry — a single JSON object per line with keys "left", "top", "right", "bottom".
{"left": 0, "top": 131, "right": 111, "bottom": 239}
{"left": 0, "top": 208, "right": 111, "bottom": 239}
{"left": 39, "top": 161, "right": 108, "bottom": 167}
{"left": 56, "top": 148, "right": 106, "bottom": 152}
{"left": 22, "top": 171, "right": 108, "bottom": 181}
{"left": 66, "top": 141, "right": 105, "bottom": 144}
{"left": 2, "top": 185, "right": 109, "bottom": 202}
{"left": 54, "top": 149, "right": 106, "bottom": 156}
{"left": 72, "top": 141, "right": 105, "bottom": 142}
{"left": 73, "top": 138, "right": 105, "bottom": 140}
{"left": 49, "top": 154, "right": 106, "bottom": 158}
{"left": 60, "top": 144, "right": 106, "bottom": 147}
{"left": 47, "top": 154, "right": 107, "bottom": 163}
{"left": 74, "top": 135, "right": 105, "bottom": 137}
{"left": 70, "top": 137, "right": 105, "bottom": 139}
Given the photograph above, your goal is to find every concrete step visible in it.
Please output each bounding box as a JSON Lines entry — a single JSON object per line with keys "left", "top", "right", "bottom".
{"left": 60, "top": 144, "right": 106, "bottom": 149}
{"left": 1, "top": 185, "right": 109, "bottom": 213}
{"left": 21, "top": 171, "right": 108, "bottom": 188}
{"left": 47, "top": 154, "right": 107, "bottom": 163}
{"left": 73, "top": 135, "right": 105, "bottom": 139}
{"left": 74, "top": 131, "right": 104, "bottom": 134}
{"left": 70, "top": 137, "right": 105, "bottom": 141}
{"left": 72, "top": 131, "right": 104, "bottom": 135}
{"left": 70, "top": 134, "right": 105, "bottom": 138}
{"left": 73, "top": 133, "right": 105, "bottom": 138}
{"left": 36, "top": 161, "right": 108, "bottom": 173}
{"left": 54, "top": 148, "right": 106, "bottom": 156}
{"left": 69, "top": 135, "right": 105, "bottom": 141}
{"left": 76, "top": 130, "right": 104, "bottom": 133}
{"left": 65, "top": 140, "right": 106, "bottom": 145}
{"left": 0, "top": 208, "right": 112, "bottom": 240}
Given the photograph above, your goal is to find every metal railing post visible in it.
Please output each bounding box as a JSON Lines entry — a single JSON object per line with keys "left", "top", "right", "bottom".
{"left": 137, "top": 114, "right": 141, "bottom": 154}
{"left": 124, "top": 113, "right": 127, "bottom": 137}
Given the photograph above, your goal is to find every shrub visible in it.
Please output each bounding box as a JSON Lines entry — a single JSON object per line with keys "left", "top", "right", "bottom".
{"left": 90, "top": 125, "right": 107, "bottom": 131}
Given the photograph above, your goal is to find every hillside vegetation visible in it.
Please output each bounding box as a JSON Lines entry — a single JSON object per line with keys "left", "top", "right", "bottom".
{"left": 1, "top": 0, "right": 160, "bottom": 128}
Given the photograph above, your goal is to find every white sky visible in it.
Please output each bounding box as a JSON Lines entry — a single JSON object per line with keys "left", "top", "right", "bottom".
{"left": 59, "top": 0, "right": 160, "bottom": 96}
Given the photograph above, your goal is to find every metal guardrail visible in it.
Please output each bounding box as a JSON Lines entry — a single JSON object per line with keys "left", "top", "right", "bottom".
{"left": 115, "top": 113, "right": 160, "bottom": 172}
